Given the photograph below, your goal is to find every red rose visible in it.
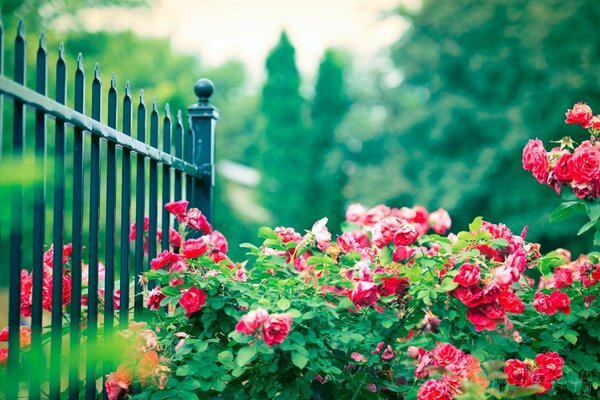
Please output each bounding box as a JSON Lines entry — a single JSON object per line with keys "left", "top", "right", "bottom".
{"left": 146, "top": 287, "right": 166, "bottom": 311}
{"left": 0, "top": 327, "right": 7, "bottom": 341}
{"left": 235, "top": 308, "right": 269, "bottom": 335}
{"left": 466, "top": 303, "right": 506, "bottom": 332}
{"left": 504, "top": 359, "right": 530, "bottom": 386}
{"left": 430, "top": 343, "right": 464, "bottom": 367}
{"left": 553, "top": 153, "right": 573, "bottom": 183}
{"left": 590, "top": 115, "right": 600, "bottom": 132}
{"left": 522, "top": 139, "right": 549, "bottom": 184}
{"left": 179, "top": 286, "right": 207, "bottom": 317}
{"left": 209, "top": 230, "right": 229, "bottom": 254}
{"left": 349, "top": 280, "right": 379, "bottom": 308}
{"left": 497, "top": 291, "right": 525, "bottom": 314}
{"left": 535, "top": 352, "right": 564, "bottom": 381}
{"left": 0, "top": 348, "right": 7, "bottom": 365}
{"left": 262, "top": 313, "right": 292, "bottom": 346}
{"left": 169, "top": 228, "right": 182, "bottom": 248}
{"left": 571, "top": 144, "right": 600, "bottom": 183}
{"left": 530, "top": 369, "right": 553, "bottom": 394}
{"left": 551, "top": 267, "right": 573, "bottom": 288}
{"left": 417, "top": 379, "right": 451, "bottom": 400}
{"left": 453, "top": 263, "right": 481, "bottom": 287}
{"left": 392, "top": 223, "right": 419, "bottom": 246}
{"left": 181, "top": 237, "right": 210, "bottom": 259}
{"left": 452, "top": 286, "right": 485, "bottom": 307}
{"left": 565, "top": 102, "right": 593, "bottom": 127}
{"left": 549, "top": 291, "right": 570, "bottom": 314}
{"left": 183, "top": 208, "right": 212, "bottom": 234}
{"left": 533, "top": 292, "right": 554, "bottom": 314}
{"left": 377, "top": 276, "right": 409, "bottom": 297}
{"left": 150, "top": 250, "right": 180, "bottom": 270}
{"left": 165, "top": 200, "right": 189, "bottom": 219}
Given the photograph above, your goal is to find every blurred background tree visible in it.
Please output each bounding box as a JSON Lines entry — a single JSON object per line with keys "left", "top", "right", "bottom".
{"left": 348, "top": 0, "right": 600, "bottom": 254}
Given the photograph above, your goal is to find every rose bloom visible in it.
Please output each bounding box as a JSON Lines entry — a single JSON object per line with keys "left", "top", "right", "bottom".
{"left": 590, "top": 115, "right": 600, "bottom": 132}
{"left": 522, "top": 139, "right": 549, "bottom": 184}
{"left": 553, "top": 153, "right": 573, "bottom": 184}
{"left": 454, "top": 263, "right": 481, "bottom": 287}
{"left": 417, "top": 379, "right": 452, "bottom": 400}
{"left": 137, "top": 351, "right": 160, "bottom": 384}
{"left": 551, "top": 267, "right": 573, "bottom": 288}
{"left": 351, "top": 352, "right": 367, "bottom": 362}
{"left": 429, "top": 208, "right": 451, "bottom": 234}
{"left": 533, "top": 292, "right": 554, "bottom": 315}
{"left": 150, "top": 250, "right": 180, "bottom": 270}
{"left": 565, "top": 102, "right": 593, "bottom": 127}
{"left": 504, "top": 359, "right": 530, "bottom": 386}
{"left": 497, "top": 291, "right": 525, "bottom": 314}
{"left": 378, "top": 276, "right": 409, "bottom": 297}
{"left": 235, "top": 308, "right": 269, "bottom": 335}
{"left": 0, "top": 348, "right": 7, "bottom": 365}
{"left": 349, "top": 281, "right": 379, "bottom": 308}
{"left": 262, "top": 313, "right": 293, "bottom": 346}
{"left": 430, "top": 343, "right": 464, "bottom": 367}
{"left": 466, "top": 303, "right": 506, "bottom": 332}
{"left": 392, "top": 223, "right": 419, "bottom": 246}
{"left": 535, "top": 352, "right": 564, "bottom": 381}
{"left": 169, "top": 228, "right": 182, "bottom": 248}
{"left": 179, "top": 287, "right": 207, "bottom": 317}
{"left": 311, "top": 217, "right": 332, "bottom": 251}
{"left": 165, "top": 200, "right": 189, "bottom": 219}
{"left": 571, "top": 143, "right": 600, "bottom": 183}
{"left": 183, "top": 208, "right": 212, "bottom": 234}
{"left": 549, "top": 291, "right": 571, "bottom": 314}
{"left": 364, "top": 204, "right": 391, "bottom": 226}
{"left": 146, "top": 287, "right": 166, "bottom": 311}
{"left": 105, "top": 365, "right": 132, "bottom": 400}
{"left": 346, "top": 203, "right": 366, "bottom": 224}
{"left": 393, "top": 245, "right": 416, "bottom": 262}
{"left": 181, "top": 237, "right": 210, "bottom": 259}
{"left": 209, "top": 230, "right": 229, "bottom": 254}
{"left": 274, "top": 226, "right": 302, "bottom": 243}
{"left": 381, "top": 345, "right": 396, "bottom": 361}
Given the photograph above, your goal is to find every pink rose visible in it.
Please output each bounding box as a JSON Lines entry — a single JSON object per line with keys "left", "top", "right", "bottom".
{"left": 169, "top": 228, "right": 182, "bottom": 248}
{"left": 570, "top": 144, "right": 600, "bottom": 183}
{"left": 553, "top": 153, "right": 573, "bottom": 183}
{"left": 179, "top": 287, "right": 207, "bottom": 317}
{"left": 522, "top": 139, "right": 549, "bottom": 184}
{"left": 349, "top": 280, "right": 378, "bottom": 308}
{"left": 453, "top": 263, "right": 480, "bottom": 287}
{"left": 345, "top": 203, "right": 366, "bottom": 224}
{"left": 262, "top": 313, "right": 293, "bottom": 346}
{"left": 181, "top": 237, "right": 210, "bottom": 259}
{"left": 311, "top": 218, "right": 331, "bottom": 251}
{"left": 351, "top": 352, "right": 367, "bottom": 362}
{"left": 105, "top": 366, "right": 132, "bottom": 400}
{"left": 364, "top": 205, "right": 391, "bottom": 226}
{"left": 209, "top": 230, "right": 229, "bottom": 253}
{"left": 393, "top": 223, "right": 419, "bottom": 246}
{"left": 381, "top": 345, "right": 396, "bottom": 360}
{"left": 430, "top": 343, "right": 464, "bottom": 367}
{"left": 150, "top": 250, "right": 180, "bottom": 270}
{"left": 146, "top": 287, "right": 166, "bottom": 311}
{"left": 533, "top": 292, "right": 554, "bottom": 314}
{"left": 183, "top": 208, "right": 212, "bottom": 234}
{"left": 165, "top": 200, "right": 189, "bottom": 219}
{"left": 236, "top": 308, "right": 269, "bottom": 335}
{"left": 565, "top": 102, "right": 593, "bottom": 127}
{"left": 429, "top": 208, "right": 451, "bottom": 234}
{"left": 417, "top": 379, "right": 451, "bottom": 400}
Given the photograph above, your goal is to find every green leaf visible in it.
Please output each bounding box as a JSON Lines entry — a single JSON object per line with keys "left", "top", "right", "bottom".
{"left": 177, "top": 391, "right": 199, "bottom": 400}
{"left": 585, "top": 200, "right": 600, "bottom": 221}
{"left": 577, "top": 219, "right": 599, "bottom": 235}
{"left": 277, "top": 298, "right": 291, "bottom": 311}
{"left": 379, "top": 245, "right": 393, "bottom": 265}
{"left": 176, "top": 365, "right": 197, "bottom": 376}
{"left": 595, "top": 231, "right": 600, "bottom": 247}
{"left": 236, "top": 346, "right": 257, "bottom": 367}
{"left": 440, "top": 278, "right": 459, "bottom": 291}
{"left": 231, "top": 367, "right": 246, "bottom": 378}
{"left": 469, "top": 216, "right": 483, "bottom": 232}
{"left": 549, "top": 201, "right": 581, "bottom": 222}
{"left": 151, "top": 389, "right": 178, "bottom": 400}
{"left": 179, "top": 380, "right": 201, "bottom": 391}
{"left": 212, "top": 380, "right": 227, "bottom": 392}
{"left": 491, "top": 238, "right": 509, "bottom": 249}
{"left": 564, "top": 333, "right": 578, "bottom": 345}
{"left": 258, "top": 226, "right": 278, "bottom": 240}
{"left": 291, "top": 351, "right": 308, "bottom": 369}
{"left": 381, "top": 319, "right": 394, "bottom": 329}
{"left": 218, "top": 350, "right": 234, "bottom": 365}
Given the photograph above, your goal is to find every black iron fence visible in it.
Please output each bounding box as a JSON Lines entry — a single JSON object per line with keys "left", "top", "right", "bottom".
{"left": 0, "top": 19, "right": 218, "bottom": 399}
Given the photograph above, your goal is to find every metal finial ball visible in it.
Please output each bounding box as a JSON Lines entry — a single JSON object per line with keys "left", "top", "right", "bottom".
{"left": 194, "top": 78, "right": 214, "bottom": 101}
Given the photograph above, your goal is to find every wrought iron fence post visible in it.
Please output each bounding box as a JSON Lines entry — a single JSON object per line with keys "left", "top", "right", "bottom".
{"left": 188, "top": 78, "right": 219, "bottom": 223}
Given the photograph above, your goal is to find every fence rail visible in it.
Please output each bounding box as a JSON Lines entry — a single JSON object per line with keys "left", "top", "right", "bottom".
{"left": 0, "top": 18, "right": 218, "bottom": 399}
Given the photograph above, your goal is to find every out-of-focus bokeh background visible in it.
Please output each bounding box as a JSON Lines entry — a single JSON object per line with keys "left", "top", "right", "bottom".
{"left": 3, "top": 0, "right": 599, "bottom": 268}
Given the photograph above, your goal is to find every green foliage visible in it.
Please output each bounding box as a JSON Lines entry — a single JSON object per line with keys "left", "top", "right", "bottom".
{"left": 379, "top": 0, "right": 600, "bottom": 254}
{"left": 258, "top": 31, "right": 312, "bottom": 229}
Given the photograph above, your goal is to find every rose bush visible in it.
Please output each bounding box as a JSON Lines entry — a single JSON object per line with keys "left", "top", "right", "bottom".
{"left": 102, "top": 194, "right": 600, "bottom": 400}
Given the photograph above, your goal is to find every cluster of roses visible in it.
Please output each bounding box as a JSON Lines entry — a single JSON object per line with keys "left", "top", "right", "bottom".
{"left": 235, "top": 308, "right": 293, "bottom": 347}
{"left": 105, "top": 322, "right": 170, "bottom": 400}
{"left": 448, "top": 221, "right": 534, "bottom": 332}
{"left": 408, "top": 343, "right": 486, "bottom": 400}
{"left": 504, "top": 352, "right": 564, "bottom": 394}
{"left": 144, "top": 201, "right": 231, "bottom": 317}
{"left": 540, "top": 252, "right": 600, "bottom": 291}
{"left": 0, "top": 326, "right": 32, "bottom": 366}
{"left": 523, "top": 102, "right": 600, "bottom": 199}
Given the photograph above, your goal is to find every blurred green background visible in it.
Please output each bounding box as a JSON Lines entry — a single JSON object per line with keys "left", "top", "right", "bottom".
{"left": 1, "top": 0, "right": 598, "bottom": 280}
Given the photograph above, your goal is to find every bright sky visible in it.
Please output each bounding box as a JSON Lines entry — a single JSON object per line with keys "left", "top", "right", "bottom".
{"left": 80, "top": 0, "right": 417, "bottom": 82}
